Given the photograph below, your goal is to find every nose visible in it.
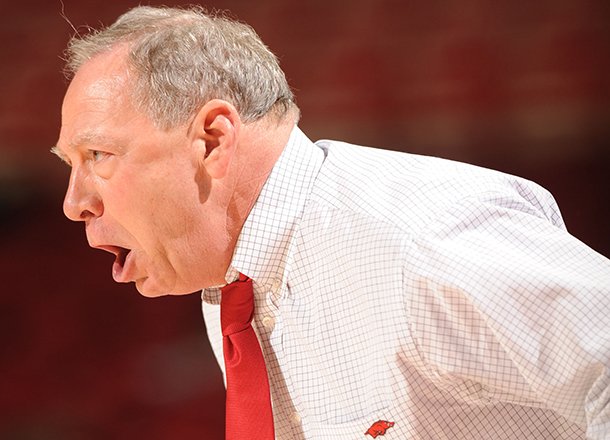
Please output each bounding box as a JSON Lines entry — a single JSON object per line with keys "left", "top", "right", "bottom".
{"left": 63, "top": 166, "right": 103, "bottom": 221}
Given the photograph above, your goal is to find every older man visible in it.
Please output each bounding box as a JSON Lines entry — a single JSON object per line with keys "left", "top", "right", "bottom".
{"left": 53, "top": 6, "right": 609, "bottom": 440}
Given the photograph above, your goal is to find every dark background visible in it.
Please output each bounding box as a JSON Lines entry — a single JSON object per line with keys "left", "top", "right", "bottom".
{"left": 1, "top": 1, "right": 608, "bottom": 439}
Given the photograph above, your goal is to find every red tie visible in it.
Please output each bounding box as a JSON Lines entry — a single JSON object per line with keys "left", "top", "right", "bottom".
{"left": 221, "top": 273, "right": 275, "bottom": 440}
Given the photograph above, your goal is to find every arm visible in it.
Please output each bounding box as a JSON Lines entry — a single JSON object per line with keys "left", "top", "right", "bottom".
{"left": 406, "top": 190, "right": 610, "bottom": 438}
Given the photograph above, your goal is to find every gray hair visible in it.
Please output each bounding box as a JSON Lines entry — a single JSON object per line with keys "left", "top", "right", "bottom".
{"left": 65, "top": 5, "right": 297, "bottom": 129}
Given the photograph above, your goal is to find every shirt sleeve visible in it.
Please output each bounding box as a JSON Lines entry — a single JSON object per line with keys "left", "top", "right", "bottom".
{"left": 405, "top": 189, "right": 610, "bottom": 439}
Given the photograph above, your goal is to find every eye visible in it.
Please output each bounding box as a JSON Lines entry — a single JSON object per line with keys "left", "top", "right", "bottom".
{"left": 87, "top": 149, "right": 116, "bottom": 179}
{"left": 91, "top": 150, "right": 108, "bottom": 162}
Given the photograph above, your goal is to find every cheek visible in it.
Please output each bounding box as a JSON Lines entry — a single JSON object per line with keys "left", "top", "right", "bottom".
{"left": 101, "top": 160, "right": 204, "bottom": 254}
{"left": 130, "top": 174, "right": 201, "bottom": 237}
{"left": 99, "top": 172, "right": 164, "bottom": 243}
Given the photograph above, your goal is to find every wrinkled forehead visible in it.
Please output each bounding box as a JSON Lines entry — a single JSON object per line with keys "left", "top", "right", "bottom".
{"left": 57, "top": 49, "right": 138, "bottom": 152}
{"left": 63, "top": 48, "right": 132, "bottom": 112}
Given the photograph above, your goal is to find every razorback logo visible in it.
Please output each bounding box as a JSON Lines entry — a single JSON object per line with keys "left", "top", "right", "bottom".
{"left": 365, "top": 420, "right": 395, "bottom": 438}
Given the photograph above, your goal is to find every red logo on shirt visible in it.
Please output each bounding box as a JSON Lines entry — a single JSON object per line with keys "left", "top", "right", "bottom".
{"left": 365, "top": 420, "right": 395, "bottom": 438}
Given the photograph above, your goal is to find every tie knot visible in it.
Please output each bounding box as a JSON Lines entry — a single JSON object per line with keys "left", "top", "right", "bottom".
{"left": 221, "top": 274, "right": 254, "bottom": 336}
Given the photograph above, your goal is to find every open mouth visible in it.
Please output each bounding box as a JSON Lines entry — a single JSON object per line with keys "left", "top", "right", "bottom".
{"left": 93, "top": 245, "right": 132, "bottom": 282}
{"left": 115, "top": 247, "right": 129, "bottom": 268}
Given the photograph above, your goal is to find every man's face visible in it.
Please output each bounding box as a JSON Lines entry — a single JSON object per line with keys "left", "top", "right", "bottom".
{"left": 54, "top": 50, "right": 229, "bottom": 296}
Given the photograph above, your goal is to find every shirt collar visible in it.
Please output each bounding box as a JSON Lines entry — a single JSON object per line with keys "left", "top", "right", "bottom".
{"left": 202, "top": 125, "right": 326, "bottom": 304}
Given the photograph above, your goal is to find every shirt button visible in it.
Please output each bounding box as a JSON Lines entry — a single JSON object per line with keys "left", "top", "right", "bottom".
{"left": 262, "top": 315, "right": 275, "bottom": 329}
{"left": 290, "top": 412, "right": 302, "bottom": 425}
{"left": 271, "top": 278, "right": 282, "bottom": 292}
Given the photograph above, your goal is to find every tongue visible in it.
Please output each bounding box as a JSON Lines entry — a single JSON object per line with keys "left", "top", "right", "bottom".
{"left": 112, "top": 250, "right": 131, "bottom": 282}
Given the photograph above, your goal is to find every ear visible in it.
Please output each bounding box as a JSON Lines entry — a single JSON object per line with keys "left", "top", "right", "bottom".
{"left": 190, "top": 99, "right": 241, "bottom": 179}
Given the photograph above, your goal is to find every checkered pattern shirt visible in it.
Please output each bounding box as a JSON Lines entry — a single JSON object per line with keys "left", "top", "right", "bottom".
{"left": 202, "top": 127, "right": 610, "bottom": 439}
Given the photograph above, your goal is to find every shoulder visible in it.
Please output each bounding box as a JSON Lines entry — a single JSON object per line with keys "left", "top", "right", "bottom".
{"left": 311, "top": 139, "right": 563, "bottom": 235}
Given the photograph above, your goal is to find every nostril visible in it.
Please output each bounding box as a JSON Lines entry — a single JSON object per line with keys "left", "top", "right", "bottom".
{"left": 80, "top": 209, "right": 96, "bottom": 221}
{"left": 63, "top": 196, "right": 99, "bottom": 222}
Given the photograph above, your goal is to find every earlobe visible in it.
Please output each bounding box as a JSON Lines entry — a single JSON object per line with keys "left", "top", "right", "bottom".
{"left": 191, "top": 99, "right": 241, "bottom": 179}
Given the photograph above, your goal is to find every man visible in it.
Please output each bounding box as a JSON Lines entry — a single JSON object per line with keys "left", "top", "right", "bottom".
{"left": 52, "top": 5, "right": 609, "bottom": 440}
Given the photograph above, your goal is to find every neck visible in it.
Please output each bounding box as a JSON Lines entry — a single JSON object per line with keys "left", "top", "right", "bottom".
{"left": 219, "top": 113, "right": 297, "bottom": 277}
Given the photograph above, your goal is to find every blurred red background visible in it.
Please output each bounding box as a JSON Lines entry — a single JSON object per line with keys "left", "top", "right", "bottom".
{"left": 1, "top": 1, "right": 608, "bottom": 439}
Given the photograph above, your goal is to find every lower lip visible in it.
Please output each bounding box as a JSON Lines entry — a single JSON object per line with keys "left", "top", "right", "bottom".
{"left": 112, "top": 251, "right": 134, "bottom": 283}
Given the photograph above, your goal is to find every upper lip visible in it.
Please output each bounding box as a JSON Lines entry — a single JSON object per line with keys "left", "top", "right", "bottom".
{"left": 90, "top": 244, "right": 130, "bottom": 265}
{"left": 91, "top": 244, "right": 126, "bottom": 256}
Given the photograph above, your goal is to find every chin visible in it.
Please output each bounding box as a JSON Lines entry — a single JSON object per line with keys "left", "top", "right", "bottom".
{"left": 134, "top": 277, "right": 171, "bottom": 298}
{"left": 134, "top": 277, "right": 199, "bottom": 297}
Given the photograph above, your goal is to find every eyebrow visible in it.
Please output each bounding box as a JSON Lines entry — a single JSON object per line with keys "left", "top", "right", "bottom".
{"left": 50, "top": 145, "right": 71, "bottom": 166}
{"left": 50, "top": 131, "right": 123, "bottom": 165}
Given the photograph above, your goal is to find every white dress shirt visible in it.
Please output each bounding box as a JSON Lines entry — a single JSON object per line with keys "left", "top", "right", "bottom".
{"left": 202, "top": 126, "right": 610, "bottom": 439}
